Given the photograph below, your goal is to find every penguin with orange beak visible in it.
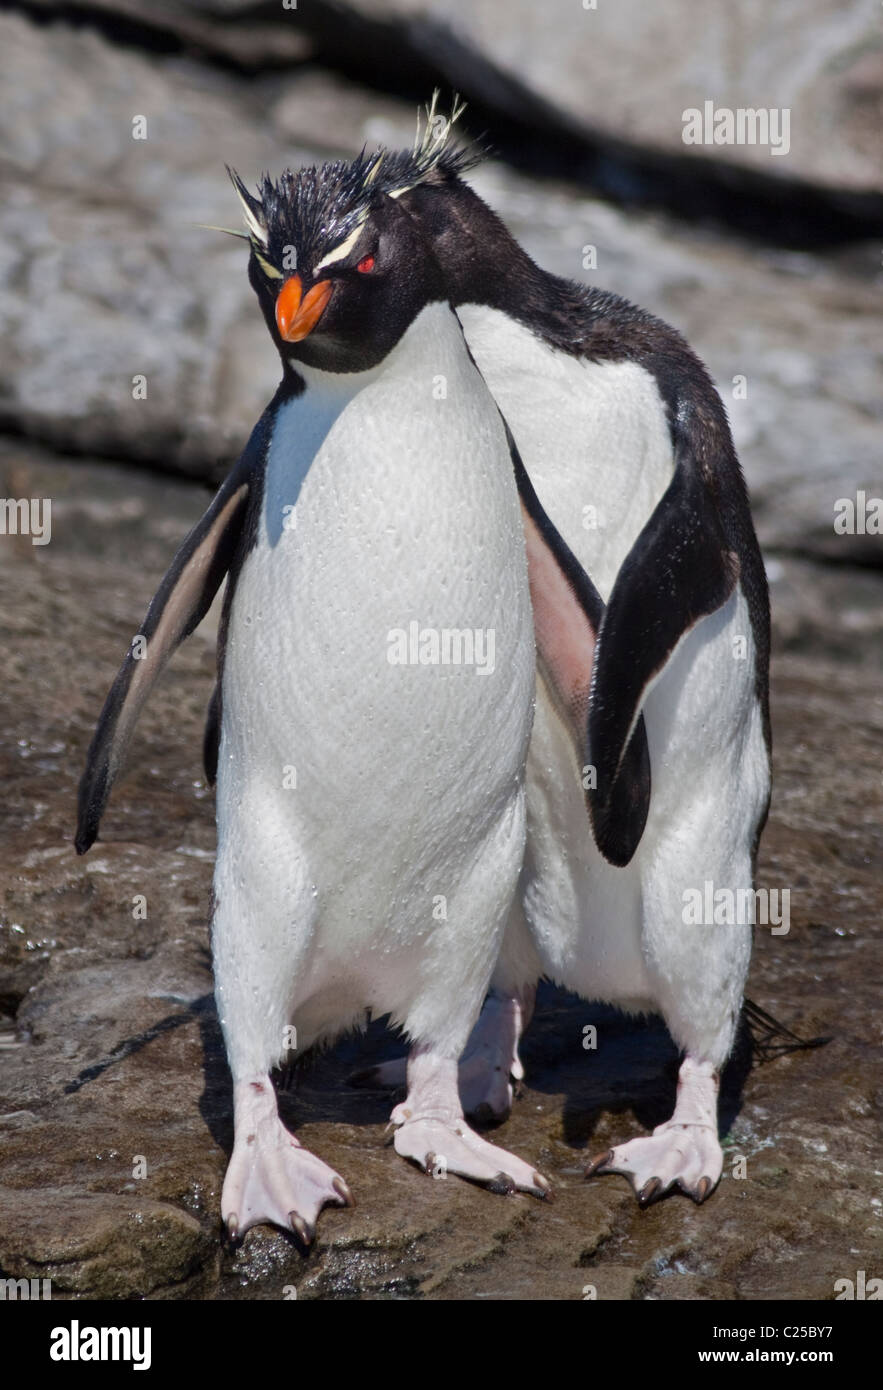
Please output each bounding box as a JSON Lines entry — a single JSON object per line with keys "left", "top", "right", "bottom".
{"left": 389, "top": 114, "right": 772, "bottom": 1208}
{"left": 75, "top": 119, "right": 629, "bottom": 1240}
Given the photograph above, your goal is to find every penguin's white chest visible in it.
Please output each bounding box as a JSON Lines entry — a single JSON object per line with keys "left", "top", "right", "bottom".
{"left": 217, "top": 304, "right": 534, "bottom": 974}
{"left": 456, "top": 304, "right": 675, "bottom": 597}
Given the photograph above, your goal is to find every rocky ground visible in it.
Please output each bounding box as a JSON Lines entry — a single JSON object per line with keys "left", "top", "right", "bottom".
{"left": 0, "top": 2, "right": 881, "bottom": 1300}
{"left": 0, "top": 445, "right": 880, "bottom": 1300}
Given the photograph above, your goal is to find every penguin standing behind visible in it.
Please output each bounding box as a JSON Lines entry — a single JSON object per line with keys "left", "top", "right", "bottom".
{"left": 380, "top": 113, "right": 772, "bottom": 1206}
{"left": 71, "top": 122, "right": 604, "bottom": 1238}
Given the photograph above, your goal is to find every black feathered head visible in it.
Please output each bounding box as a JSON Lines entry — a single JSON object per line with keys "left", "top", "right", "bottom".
{"left": 225, "top": 94, "right": 478, "bottom": 285}
{"left": 219, "top": 96, "right": 478, "bottom": 373}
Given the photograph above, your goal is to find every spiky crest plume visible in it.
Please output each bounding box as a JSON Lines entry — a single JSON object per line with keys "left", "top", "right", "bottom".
{"left": 218, "top": 93, "right": 479, "bottom": 274}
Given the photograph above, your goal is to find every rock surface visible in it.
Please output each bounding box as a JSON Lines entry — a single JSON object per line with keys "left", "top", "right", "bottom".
{"left": 1, "top": 13, "right": 880, "bottom": 562}
{"left": 0, "top": 444, "right": 880, "bottom": 1300}
{"left": 324, "top": 0, "right": 883, "bottom": 194}
{"left": 26, "top": 0, "right": 883, "bottom": 199}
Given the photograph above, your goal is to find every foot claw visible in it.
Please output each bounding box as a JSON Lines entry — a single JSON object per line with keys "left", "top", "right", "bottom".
{"left": 394, "top": 1113, "right": 547, "bottom": 1197}
{"left": 332, "top": 1176, "right": 354, "bottom": 1207}
{"left": 586, "top": 1149, "right": 615, "bottom": 1179}
{"left": 585, "top": 1149, "right": 614, "bottom": 1178}
{"left": 638, "top": 1176, "right": 662, "bottom": 1205}
{"left": 694, "top": 1175, "right": 713, "bottom": 1204}
{"left": 222, "top": 1083, "right": 353, "bottom": 1240}
{"left": 587, "top": 1059, "right": 723, "bottom": 1208}
{"left": 533, "top": 1171, "right": 553, "bottom": 1199}
{"left": 290, "top": 1212, "right": 314, "bottom": 1245}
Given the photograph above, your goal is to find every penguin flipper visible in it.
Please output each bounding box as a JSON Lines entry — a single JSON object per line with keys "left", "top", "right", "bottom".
{"left": 75, "top": 466, "right": 252, "bottom": 854}
{"left": 510, "top": 437, "right": 651, "bottom": 868}
{"left": 587, "top": 438, "right": 741, "bottom": 860}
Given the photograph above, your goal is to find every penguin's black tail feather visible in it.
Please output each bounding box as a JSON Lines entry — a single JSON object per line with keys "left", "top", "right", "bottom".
{"left": 743, "top": 997, "right": 831, "bottom": 1064}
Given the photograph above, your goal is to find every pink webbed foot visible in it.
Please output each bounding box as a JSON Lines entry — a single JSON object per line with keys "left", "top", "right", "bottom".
{"left": 222, "top": 1078, "right": 353, "bottom": 1243}
{"left": 390, "top": 1045, "right": 550, "bottom": 1200}
{"left": 459, "top": 987, "right": 534, "bottom": 1123}
{"left": 586, "top": 1057, "right": 723, "bottom": 1205}
{"left": 350, "top": 987, "right": 534, "bottom": 1124}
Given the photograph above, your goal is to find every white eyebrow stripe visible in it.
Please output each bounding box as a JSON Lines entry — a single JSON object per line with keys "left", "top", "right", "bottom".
{"left": 255, "top": 252, "right": 283, "bottom": 280}
{"left": 313, "top": 222, "right": 366, "bottom": 273}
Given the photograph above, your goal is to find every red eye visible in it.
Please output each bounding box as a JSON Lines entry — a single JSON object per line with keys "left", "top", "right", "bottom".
{"left": 356, "top": 254, "right": 375, "bottom": 274}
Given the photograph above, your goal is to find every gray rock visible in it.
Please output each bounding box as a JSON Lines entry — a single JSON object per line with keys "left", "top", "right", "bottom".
{"left": 77, "top": 0, "right": 882, "bottom": 198}
{"left": 18, "top": 0, "right": 314, "bottom": 70}
{"left": 0, "top": 12, "right": 301, "bottom": 475}
{"left": 1, "top": 13, "right": 880, "bottom": 564}
{"left": 0, "top": 1188, "right": 217, "bottom": 1299}
{"left": 298, "top": 0, "right": 883, "bottom": 196}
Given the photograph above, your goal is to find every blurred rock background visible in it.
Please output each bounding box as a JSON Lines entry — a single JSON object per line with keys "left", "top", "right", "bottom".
{"left": 0, "top": 1, "right": 880, "bottom": 1300}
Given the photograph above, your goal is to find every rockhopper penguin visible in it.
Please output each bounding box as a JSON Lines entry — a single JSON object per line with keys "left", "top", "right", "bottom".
{"left": 385, "top": 119, "right": 772, "bottom": 1206}
{"left": 73, "top": 118, "right": 602, "bottom": 1237}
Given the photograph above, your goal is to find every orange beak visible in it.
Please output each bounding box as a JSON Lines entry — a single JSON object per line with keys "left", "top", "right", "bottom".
{"left": 275, "top": 274, "right": 333, "bottom": 342}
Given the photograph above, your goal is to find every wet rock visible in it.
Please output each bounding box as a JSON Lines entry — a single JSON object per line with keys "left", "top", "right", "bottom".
{"left": 0, "top": 442, "right": 880, "bottom": 1298}
{"left": 0, "top": 1188, "right": 216, "bottom": 1299}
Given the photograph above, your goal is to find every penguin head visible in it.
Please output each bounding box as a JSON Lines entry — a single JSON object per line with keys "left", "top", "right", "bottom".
{"left": 224, "top": 97, "right": 479, "bottom": 373}
{"left": 229, "top": 165, "right": 446, "bottom": 373}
